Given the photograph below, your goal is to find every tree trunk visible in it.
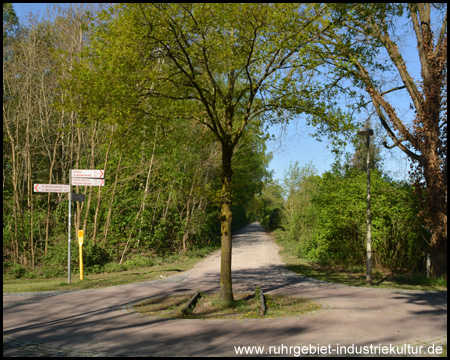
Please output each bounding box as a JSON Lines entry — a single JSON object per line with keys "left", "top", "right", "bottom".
{"left": 4, "top": 115, "right": 20, "bottom": 261}
{"left": 103, "top": 154, "right": 122, "bottom": 244}
{"left": 137, "top": 124, "right": 158, "bottom": 244}
{"left": 82, "top": 121, "right": 99, "bottom": 234}
{"left": 423, "top": 159, "right": 447, "bottom": 279}
{"left": 431, "top": 233, "right": 447, "bottom": 280}
{"left": 119, "top": 153, "right": 155, "bottom": 264}
{"left": 93, "top": 125, "right": 114, "bottom": 244}
{"left": 44, "top": 121, "right": 60, "bottom": 257}
{"left": 219, "top": 141, "right": 234, "bottom": 305}
{"left": 26, "top": 113, "right": 35, "bottom": 268}
{"left": 181, "top": 187, "right": 193, "bottom": 253}
{"left": 75, "top": 124, "right": 83, "bottom": 235}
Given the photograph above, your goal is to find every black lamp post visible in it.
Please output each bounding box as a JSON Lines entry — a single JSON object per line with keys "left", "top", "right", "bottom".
{"left": 358, "top": 126, "right": 373, "bottom": 286}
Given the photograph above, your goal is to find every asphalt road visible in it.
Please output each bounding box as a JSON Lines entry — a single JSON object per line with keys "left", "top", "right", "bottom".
{"left": 3, "top": 223, "right": 447, "bottom": 357}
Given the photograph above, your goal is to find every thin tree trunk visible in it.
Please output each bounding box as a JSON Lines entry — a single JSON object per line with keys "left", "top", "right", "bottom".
{"left": 82, "top": 121, "right": 99, "bottom": 234}
{"left": 103, "top": 154, "right": 122, "bottom": 244}
{"left": 120, "top": 152, "right": 156, "bottom": 264}
{"left": 3, "top": 111, "right": 20, "bottom": 261}
{"left": 181, "top": 165, "right": 199, "bottom": 253}
{"left": 137, "top": 125, "right": 158, "bottom": 242}
{"left": 93, "top": 125, "right": 114, "bottom": 244}
{"left": 75, "top": 124, "right": 83, "bottom": 235}
{"left": 163, "top": 185, "right": 173, "bottom": 221}
{"left": 26, "top": 111, "right": 35, "bottom": 268}
{"left": 44, "top": 110, "right": 63, "bottom": 256}
{"left": 151, "top": 191, "right": 161, "bottom": 224}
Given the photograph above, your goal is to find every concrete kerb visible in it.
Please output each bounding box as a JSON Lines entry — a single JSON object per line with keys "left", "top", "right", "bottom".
{"left": 121, "top": 289, "right": 334, "bottom": 322}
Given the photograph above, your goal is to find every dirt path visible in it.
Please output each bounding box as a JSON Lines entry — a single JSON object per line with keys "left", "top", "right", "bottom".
{"left": 3, "top": 223, "right": 447, "bottom": 357}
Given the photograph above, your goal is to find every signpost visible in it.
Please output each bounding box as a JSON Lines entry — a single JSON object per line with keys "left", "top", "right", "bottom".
{"left": 33, "top": 169, "right": 105, "bottom": 284}
{"left": 68, "top": 169, "right": 105, "bottom": 283}
{"left": 68, "top": 172, "right": 72, "bottom": 283}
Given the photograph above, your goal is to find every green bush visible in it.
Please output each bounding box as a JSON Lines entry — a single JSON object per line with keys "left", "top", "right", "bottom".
{"left": 268, "top": 208, "right": 284, "bottom": 229}
{"left": 280, "top": 166, "right": 428, "bottom": 273}
{"left": 4, "top": 262, "right": 27, "bottom": 279}
{"left": 82, "top": 243, "right": 111, "bottom": 271}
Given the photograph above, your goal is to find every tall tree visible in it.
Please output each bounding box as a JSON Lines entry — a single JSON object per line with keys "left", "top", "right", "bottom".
{"left": 72, "top": 3, "right": 343, "bottom": 304}
{"left": 321, "top": 3, "right": 447, "bottom": 278}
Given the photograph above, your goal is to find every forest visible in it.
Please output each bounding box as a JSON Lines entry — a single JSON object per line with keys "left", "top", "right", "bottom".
{"left": 3, "top": 4, "right": 446, "bottom": 287}
{"left": 260, "top": 158, "right": 431, "bottom": 274}
{"left": 3, "top": 3, "right": 271, "bottom": 279}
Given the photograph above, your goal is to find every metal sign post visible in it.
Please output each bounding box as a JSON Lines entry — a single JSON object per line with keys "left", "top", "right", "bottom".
{"left": 69, "top": 169, "right": 104, "bottom": 283}
{"left": 34, "top": 169, "right": 105, "bottom": 284}
{"left": 68, "top": 171, "right": 72, "bottom": 284}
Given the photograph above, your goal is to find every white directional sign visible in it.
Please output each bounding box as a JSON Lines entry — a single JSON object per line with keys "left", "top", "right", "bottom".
{"left": 71, "top": 169, "right": 104, "bottom": 178}
{"left": 34, "top": 169, "right": 107, "bottom": 284}
{"left": 34, "top": 184, "right": 70, "bottom": 193}
{"left": 71, "top": 178, "right": 105, "bottom": 186}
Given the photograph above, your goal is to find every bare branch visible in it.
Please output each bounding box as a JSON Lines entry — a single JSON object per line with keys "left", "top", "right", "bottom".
{"left": 382, "top": 137, "right": 407, "bottom": 149}
{"left": 380, "top": 85, "right": 407, "bottom": 96}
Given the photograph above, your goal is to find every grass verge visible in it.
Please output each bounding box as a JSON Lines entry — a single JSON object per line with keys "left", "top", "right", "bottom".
{"left": 3, "top": 253, "right": 206, "bottom": 293}
{"left": 272, "top": 230, "right": 447, "bottom": 292}
{"left": 133, "top": 292, "right": 322, "bottom": 320}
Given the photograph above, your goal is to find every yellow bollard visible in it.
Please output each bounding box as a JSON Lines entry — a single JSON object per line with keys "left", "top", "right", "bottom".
{"left": 78, "top": 230, "right": 84, "bottom": 280}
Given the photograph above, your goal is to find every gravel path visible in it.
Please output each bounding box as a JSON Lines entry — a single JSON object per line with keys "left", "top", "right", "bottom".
{"left": 3, "top": 223, "right": 447, "bottom": 357}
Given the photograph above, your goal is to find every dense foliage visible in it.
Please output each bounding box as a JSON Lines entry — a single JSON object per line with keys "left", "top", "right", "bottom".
{"left": 275, "top": 161, "right": 430, "bottom": 274}
{"left": 3, "top": 4, "right": 270, "bottom": 278}
{"left": 3, "top": 3, "right": 445, "bottom": 282}
{"left": 321, "top": 3, "right": 447, "bottom": 278}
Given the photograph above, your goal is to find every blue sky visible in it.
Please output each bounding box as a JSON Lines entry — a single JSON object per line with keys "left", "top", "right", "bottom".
{"left": 13, "top": 3, "right": 416, "bottom": 182}
{"left": 13, "top": 3, "right": 47, "bottom": 23}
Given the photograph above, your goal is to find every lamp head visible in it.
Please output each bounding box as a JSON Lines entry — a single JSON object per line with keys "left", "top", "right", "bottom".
{"left": 357, "top": 127, "right": 374, "bottom": 137}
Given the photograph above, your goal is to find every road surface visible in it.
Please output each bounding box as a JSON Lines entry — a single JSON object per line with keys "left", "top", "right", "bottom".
{"left": 3, "top": 223, "right": 447, "bottom": 356}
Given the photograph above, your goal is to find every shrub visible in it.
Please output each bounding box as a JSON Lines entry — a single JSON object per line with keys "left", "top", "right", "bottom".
{"left": 280, "top": 167, "right": 428, "bottom": 273}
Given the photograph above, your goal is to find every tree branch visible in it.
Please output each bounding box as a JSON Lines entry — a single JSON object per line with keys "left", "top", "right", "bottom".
{"left": 377, "top": 108, "right": 421, "bottom": 161}
{"left": 380, "top": 85, "right": 407, "bottom": 96}
{"left": 408, "top": 4, "right": 433, "bottom": 84}
{"left": 352, "top": 59, "right": 422, "bottom": 162}
{"left": 368, "top": 12, "right": 424, "bottom": 116}
{"left": 159, "top": 16, "right": 225, "bottom": 138}
{"left": 382, "top": 137, "right": 407, "bottom": 149}
{"left": 433, "top": 9, "right": 447, "bottom": 60}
